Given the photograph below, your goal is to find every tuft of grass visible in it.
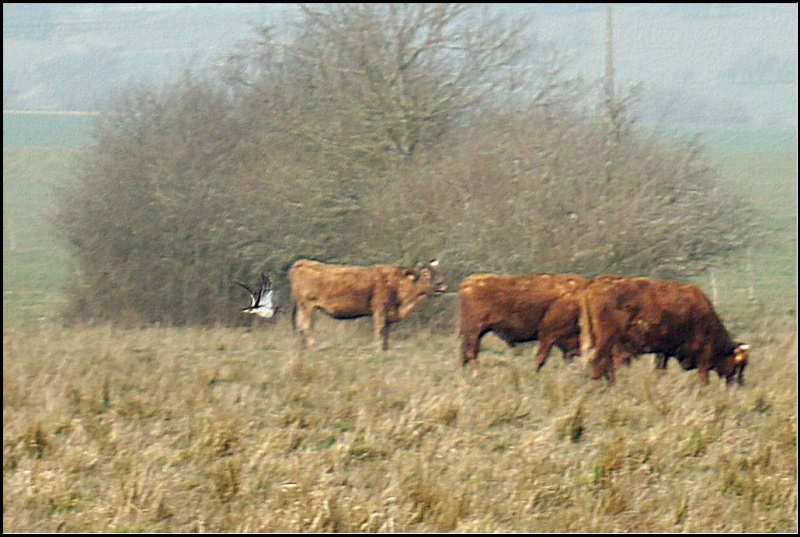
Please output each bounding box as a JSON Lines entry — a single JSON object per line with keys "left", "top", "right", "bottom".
{"left": 210, "top": 459, "right": 242, "bottom": 502}
{"left": 556, "top": 404, "right": 586, "bottom": 443}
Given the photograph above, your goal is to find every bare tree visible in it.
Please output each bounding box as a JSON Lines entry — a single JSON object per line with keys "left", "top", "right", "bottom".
{"left": 225, "top": 3, "right": 572, "bottom": 165}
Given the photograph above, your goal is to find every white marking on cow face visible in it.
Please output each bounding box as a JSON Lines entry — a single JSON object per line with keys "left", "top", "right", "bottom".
{"left": 423, "top": 260, "right": 447, "bottom": 294}
{"left": 734, "top": 343, "right": 749, "bottom": 363}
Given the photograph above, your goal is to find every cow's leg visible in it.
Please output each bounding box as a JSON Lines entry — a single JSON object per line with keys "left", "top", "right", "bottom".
{"left": 295, "top": 305, "right": 315, "bottom": 349}
{"left": 699, "top": 363, "right": 712, "bottom": 385}
{"left": 591, "top": 338, "right": 616, "bottom": 382}
{"left": 605, "top": 363, "right": 616, "bottom": 383}
{"left": 460, "top": 328, "right": 481, "bottom": 366}
{"left": 560, "top": 335, "right": 581, "bottom": 361}
{"left": 590, "top": 355, "right": 605, "bottom": 380}
{"left": 534, "top": 335, "right": 557, "bottom": 371}
{"left": 537, "top": 306, "right": 578, "bottom": 371}
{"left": 614, "top": 347, "right": 634, "bottom": 367}
{"left": 374, "top": 311, "right": 389, "bottom": 351}
{"left": 725, "top": 373, "right": 736, "bottom": 386}
{"left": 654, "top": 354, "right": 668, "bottom": 370}
{"left": 698, "top": 347, "right": 712, "bottom": 385}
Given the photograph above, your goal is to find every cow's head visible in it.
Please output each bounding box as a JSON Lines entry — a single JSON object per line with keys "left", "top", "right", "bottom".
{"left": 721, "top": 341, "right": 749, "bottom": 385}
{"left": 733, "top": 342, "right": 749, "bottom": 385}
{"left": 407, "top": 259, "right": 448, "bottom": 296}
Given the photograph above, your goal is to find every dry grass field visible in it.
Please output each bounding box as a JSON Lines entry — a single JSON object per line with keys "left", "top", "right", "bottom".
{"left": 3, "top": 312, "right": 797, "bottom": 532}
{"left": 3, "top": 116, "right": 797, "bottom": 532}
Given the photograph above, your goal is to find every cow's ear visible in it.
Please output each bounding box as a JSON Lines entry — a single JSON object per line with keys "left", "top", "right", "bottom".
{"left": 404, "top": 268, "right": 419, "bottom": 281}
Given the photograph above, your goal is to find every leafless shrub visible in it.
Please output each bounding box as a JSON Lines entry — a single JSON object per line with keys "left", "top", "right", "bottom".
{"left": 55, "top": 4, "right": 751, "bottom": 327}
{"left": 355, "top": 107, "right": 751, "bottom": 285}
{"left": 55, "top": 75, "right": 273, "bottom": 326}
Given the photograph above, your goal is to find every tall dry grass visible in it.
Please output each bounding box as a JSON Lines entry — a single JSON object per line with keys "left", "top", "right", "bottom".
{"left": 3, "top": 314, "right": 797, "bottom": 532}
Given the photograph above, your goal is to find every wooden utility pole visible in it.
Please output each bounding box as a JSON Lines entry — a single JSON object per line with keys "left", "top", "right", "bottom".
{"left": 603, "top": 3, "right": 619, "bottom": 184}
{"left": 604, "top": 3, "right": 619, "bottom": 143}
{"left": 604, "top": 3, "right": 615, "bottom": 109}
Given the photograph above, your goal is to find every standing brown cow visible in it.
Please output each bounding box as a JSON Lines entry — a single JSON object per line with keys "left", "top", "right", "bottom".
{"left": 579, "top": 276, "right": 749, "bottom": 385}
{"left": 459, "top": 273, "right": 588, "bottom": 369}
{"left": 289, "top": 259, "right": 447, "bottom": 351}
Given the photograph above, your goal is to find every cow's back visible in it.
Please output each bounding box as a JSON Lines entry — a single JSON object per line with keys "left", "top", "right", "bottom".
{"left": 581, "top": 277, "right": 679, "bottom": 346}
{"left": 289, "top": 259, "right": 378, "bottom": 317}
{"left": 612, "top": 279, "right": 727, "bottom": 352}
{"left": 460, "top": 273, "right": 586, "bottom": 343}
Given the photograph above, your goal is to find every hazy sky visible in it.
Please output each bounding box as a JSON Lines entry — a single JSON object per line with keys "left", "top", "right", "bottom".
{"left": 3, "top": 3, "right": 798, "bottom": 127}
{"left": 530, "top": 3, "right": 797, "bottom": 126}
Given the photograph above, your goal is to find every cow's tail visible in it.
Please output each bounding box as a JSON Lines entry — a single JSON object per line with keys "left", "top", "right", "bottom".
{"left": 578, "top": 290, "right": 596, "bottom": 363}
{"left": 286, "top": 264, "right": 298, "bottom": 332}
{"left": 286, "top": 258, "right": 299, "bottom": 332}
{"left": 288, "top": 287, "right": 300, "bottom": 332}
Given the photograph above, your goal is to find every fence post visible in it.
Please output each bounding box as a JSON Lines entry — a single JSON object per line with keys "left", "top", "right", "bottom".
{"left": 709, "top": 270, "right": 718, "bottom": 304}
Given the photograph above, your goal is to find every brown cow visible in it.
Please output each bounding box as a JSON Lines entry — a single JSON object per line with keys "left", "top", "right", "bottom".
{"left": 459, "top": 273, "right": 588, "bottom": 369}
{"left": 579, "top": 276, "right": 749, "bottom": 385}
{"left": 289, "top": 259, "right": 447, "bottom": 351}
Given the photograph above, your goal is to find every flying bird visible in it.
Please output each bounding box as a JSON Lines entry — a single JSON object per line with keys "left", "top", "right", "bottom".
{"left": 235, "top": 271, "right": 278, "bottom": 318}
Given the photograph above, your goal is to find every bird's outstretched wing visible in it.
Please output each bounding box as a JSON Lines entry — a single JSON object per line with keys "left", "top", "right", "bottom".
{"left": 255, "top": 284, "right": 272, "bottom": 306}
{"left": 235, "top": 280, "right": 257, "bottom": 307}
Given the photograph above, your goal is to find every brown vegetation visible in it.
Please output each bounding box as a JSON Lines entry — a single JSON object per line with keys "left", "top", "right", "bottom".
{"left": 3, "top": 314, "right": 796, "bottom": 532}
{"left": 54, "top": 4, "right": 752, "bottom": 327}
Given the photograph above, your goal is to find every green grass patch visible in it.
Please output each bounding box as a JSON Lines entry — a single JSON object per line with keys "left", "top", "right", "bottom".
{"left": 3, "top": 113, "right": 94, "bottom": 148}
{"left": 695, "top": 150, "right": 798, "bottom": 315}
{"left": 711, "top": 150, "right": 797, "bottom": 231}
{"left": 3, "top": 147, "right": 80, "bottom": 325}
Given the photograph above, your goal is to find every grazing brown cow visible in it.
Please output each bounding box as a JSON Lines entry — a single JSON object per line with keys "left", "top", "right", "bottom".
{"left": 579, "top": 276, "right": 749, "bottom": 385}
{"left": 289, "top": 259, "right": 447, "bottom": 351}
{"left": 459, "top": 273, "right": 588, "bottom": 369}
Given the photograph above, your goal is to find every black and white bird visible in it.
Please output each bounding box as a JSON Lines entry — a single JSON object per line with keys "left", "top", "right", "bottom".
{"left": 235, "top": 271, "right": 278, "bottom": 319}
